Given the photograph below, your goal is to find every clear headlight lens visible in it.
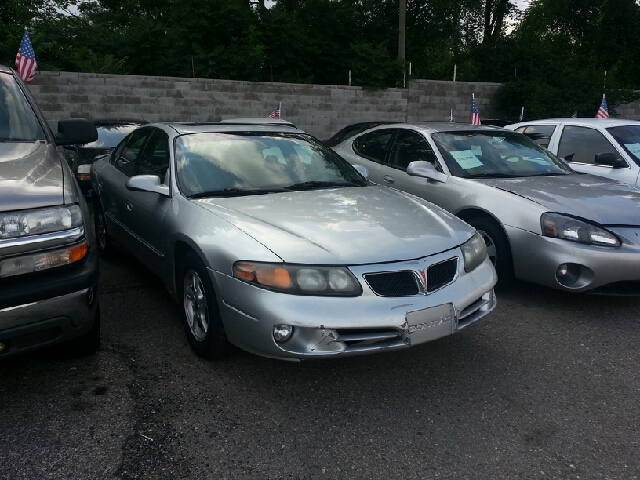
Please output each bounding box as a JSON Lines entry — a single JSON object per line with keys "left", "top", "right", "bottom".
{"left": 461, "top": 232, "right": 488, "bottom": 272}
{"left": 541, "top": 213, "right": 620, "bottom": 247}
{"left": 233, "top": 262, "right": 362, "bottom": 296}
{"left": 0, "top": 205, "right": 83, "bottom": 240}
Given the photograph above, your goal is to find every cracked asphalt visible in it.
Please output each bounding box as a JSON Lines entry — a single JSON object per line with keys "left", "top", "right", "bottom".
{"left": 1, "top": 255, "right": 639, "bottom": 479}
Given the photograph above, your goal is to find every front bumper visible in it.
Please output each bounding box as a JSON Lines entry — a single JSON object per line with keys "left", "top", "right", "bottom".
{"left": 0, "top": 247, "right": 99, "bottom": 357}
{"left": 508, "top": 225, "right": 640, "bottom": 293}
{"left": 211, "top": 252, "right": 496, "bottom": 360}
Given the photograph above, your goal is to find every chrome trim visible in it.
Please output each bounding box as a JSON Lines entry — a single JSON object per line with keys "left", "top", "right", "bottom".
{"left": 0, "top": 227, "right": 85, "bottom": 257}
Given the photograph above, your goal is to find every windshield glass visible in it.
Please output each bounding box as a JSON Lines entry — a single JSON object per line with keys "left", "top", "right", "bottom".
{"left": 81, "top": 124, "right": 142, "bottom": 148}
{"left": 175, "top": 132, "right": 367, "bottom": 197}
{"left": 0, "top": 72, "right": 45, "bottom": 142}
{"left": 607, "top": 125, "right": 640, "bottom": 166}
{"left": 431, "top": 131, "right": 573, "bottom": 178}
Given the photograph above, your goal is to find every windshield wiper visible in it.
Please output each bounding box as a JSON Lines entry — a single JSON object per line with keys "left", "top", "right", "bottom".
{"left": 284, "top": 181, "right": 356, "bottom": 191}
{"left": 465, "top": 173, "right": 521, "bottom": 179}
{"left": 188, "top": 187, "right": 288, "bottom": 199}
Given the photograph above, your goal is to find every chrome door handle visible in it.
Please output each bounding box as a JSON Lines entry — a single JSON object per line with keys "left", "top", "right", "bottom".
{"left": 383, "top": 175, "right": 395, "bottom": 184}
{"left": 125, "top": 201, "right": 133, "bottom": 212}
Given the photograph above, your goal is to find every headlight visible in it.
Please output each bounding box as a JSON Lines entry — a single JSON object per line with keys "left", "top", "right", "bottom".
{"left": 461, "top": 232, "right": 488, "bottom": 272}
{"left": 541, "top": 213, "right": 620, "bottom": 247}
{"left": 233, "top": 261, "right": 362, "bottom": 296}
{"left": 0, "top": 242, "right": 88, "bottom": 278}
{"left": 0, "top": 205, "right": 83, "bottom": 240}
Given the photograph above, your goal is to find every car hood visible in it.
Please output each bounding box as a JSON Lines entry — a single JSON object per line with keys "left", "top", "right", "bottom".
{"left": 0, "top": 142, "right": 65, "bottom": 211}
{"left": 195, "top": 186, "right": 473, "bottom": 264}
{"left": 479, "top": 174, "right": 640, "bottom": 225}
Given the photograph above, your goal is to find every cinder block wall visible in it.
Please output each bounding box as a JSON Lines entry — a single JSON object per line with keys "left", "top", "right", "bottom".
{"left": 27, "top": 71, "right": 503, "bottom": 139}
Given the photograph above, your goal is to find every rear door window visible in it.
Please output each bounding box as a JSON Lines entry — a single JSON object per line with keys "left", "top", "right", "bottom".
{"left": 519, "top": 125, "right": 556, "bottom": 147}
{"left": 352, "top": 130, "right": 395, "bottom": 163}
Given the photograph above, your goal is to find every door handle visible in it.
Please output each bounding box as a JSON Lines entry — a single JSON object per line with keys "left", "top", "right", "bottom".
{"left": 125, "top": 201, "right": 133, "bottom": 212}
{"left": 383, "top": 175, "right": 395, "bottom": 184}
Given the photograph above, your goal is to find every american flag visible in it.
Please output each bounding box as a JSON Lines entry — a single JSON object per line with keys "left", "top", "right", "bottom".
{"left": 571, "top": 111, "right": 577, "bottom": 118}
{"left": 448, "top": 109, "right": 453, "bottom": 122}
{"left": 519, "top": 106, "right": 524, "bottom": 122}
{"left": 470, "top": 94, "right": 481, "bottom": 125}
{"left": 15, "top": 28, "right": 37, "bottom": 83}
{"left": 268, "top": 102, "right": 281, "bottom": 119}
{"left": 595, "top": 94, "right": 609, "bottom": 119}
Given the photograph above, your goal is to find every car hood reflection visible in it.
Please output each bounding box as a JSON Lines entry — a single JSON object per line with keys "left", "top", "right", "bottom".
{"left": 195, "top": 185, "right": 472, "bottom": 264}
{"left": 479, "top": 174, "right": 640, "bottom": 225}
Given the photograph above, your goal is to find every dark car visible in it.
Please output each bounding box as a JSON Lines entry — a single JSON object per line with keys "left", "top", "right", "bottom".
{"left": 0, "top": 65, "right": 100, "bottom": 357}
{"left": 65, "top": 119, "right": 147, "bottom": 196}
{"left": 323, "top": 122, "right": 395, "bottom": 147}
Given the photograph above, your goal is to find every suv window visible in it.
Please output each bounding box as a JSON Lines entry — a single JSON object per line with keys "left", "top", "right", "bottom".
{"left": 518, "top": 125, "right": 555, "bottom": 148}
{"left": 557, "top": 126, "right": 619, "bottom": 164}
{"left": 112, "top": 129, "right": 150, "bottom": 176}
{"left": 353, "top": 130, "right": 395, "bottom": 163}
{"left": 0, "top": 72, "right": 44, "bottom": 141}
{"left": 388, "top": 130, "right": 438, "bottom": 169}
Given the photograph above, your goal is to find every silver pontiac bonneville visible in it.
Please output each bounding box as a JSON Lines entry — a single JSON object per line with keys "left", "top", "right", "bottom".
{"left": 91, "top": 122, "right": 496, "bottom": 360}
{"left": 333, "top": 122, "right": 640, "bottom": 294}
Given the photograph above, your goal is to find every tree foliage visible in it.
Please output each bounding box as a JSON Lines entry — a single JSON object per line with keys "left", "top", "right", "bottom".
{"left": 2, "top": 0, "right": 640, "bottom": 119}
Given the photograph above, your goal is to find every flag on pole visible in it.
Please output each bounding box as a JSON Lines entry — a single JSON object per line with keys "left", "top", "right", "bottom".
{"left": 448, "top": 109, "right": 453, "bottom": 122}
{"left": 518, "top": 107, "right": 524, "bottom": 122}
{"left": 595, "top": 94, "right": 609, "bottom": 119}
{"left": 571, "top": 111, "right": 577, "bottom": 118}
{"left": 470, "top": 94, "right": 481, "bottom": 125}
{"left": 15, "top": 27, "right": 37, "bottom": 83}
{"left": 268, "top": 102, "right": 281, "bottom": 119}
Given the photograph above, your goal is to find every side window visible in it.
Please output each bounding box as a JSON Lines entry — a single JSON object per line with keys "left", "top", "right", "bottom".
{"left": 113, "top": 129, "right": 149, "bottom": 177}
{"left": 388, "top": 130, "right": 438, "bottom": 170}
{"left": 557, "top": 126, "right": 619, "bottom": 164}
{"left": 137, "top": 130, "right": 170, "bottom": 183}
{"left": 521, "top": 125, "right": 556, "bottom": 148}
{"left": 353, "top": 130, "right": 395, "bottom": 163}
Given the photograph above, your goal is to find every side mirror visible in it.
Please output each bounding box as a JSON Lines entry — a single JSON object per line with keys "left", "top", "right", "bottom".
{"left": 353, "top": 164, "right": 369, "bottom": 179}
{"left": 406, "top": 161, "right": 447, "bottom": 183}
{"left": 126, "top": 175, "right": 170, "bottom": 197}
{"left": 55, "top": 119, "right": 98, "bottom": 146}
{"left": 564, "top": 153, "right": 575, "bottom": 162}
{"left": 595, "top": 152, "right": 627, "bottom": 169}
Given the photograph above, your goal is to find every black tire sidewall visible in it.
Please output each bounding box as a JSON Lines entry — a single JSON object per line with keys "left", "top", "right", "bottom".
{"left": 179, "top": 254, "right": 229, "bottom": 359}
{"left": 468, "top": 217, "right": 514, "bottom": 287}
{"left": 94, "top": 205, "right": 115, "bottom": 260}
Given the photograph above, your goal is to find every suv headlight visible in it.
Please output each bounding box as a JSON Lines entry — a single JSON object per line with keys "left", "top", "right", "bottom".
{"left": 541, "top": 213, "right": 620, "bottom": 247}
{"left": 0, "top": 205, "right": 83, "bottom": 239}
{"left": 461, "top": 232, "right": 488, "bottom": 272}
{"left": 233, "top": 261, "right": 362, "bottom": 296}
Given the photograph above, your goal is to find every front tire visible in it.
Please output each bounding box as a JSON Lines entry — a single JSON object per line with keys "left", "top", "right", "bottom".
{"left": 467, "top": 216, "right": 514, "bottom": 289}
{"left": 179, "top": 253, "right": 230, "bottom": 360}
{"left": 94, "top": 205, "right": 116, "bottom": 260}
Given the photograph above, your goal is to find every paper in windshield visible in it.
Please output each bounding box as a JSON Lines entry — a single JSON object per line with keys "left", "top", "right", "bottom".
{"left": 450, "top": 150, "right": 483, "bottom": 169}
{"left": 624, "top": 143, "right": 640, "bottom": 158}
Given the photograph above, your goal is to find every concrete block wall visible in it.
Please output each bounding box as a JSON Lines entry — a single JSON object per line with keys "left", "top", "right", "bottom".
{"left": 27, "top": 71, "right": 503, "bottom": 139}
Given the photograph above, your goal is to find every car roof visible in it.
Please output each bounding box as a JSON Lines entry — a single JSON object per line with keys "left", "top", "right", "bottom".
{"left": 92, "top": 118, "right": 148, "bottom": 127}
{"left": 218, "top": 118, "right": 297, "bottom": 127}
{"left": 152, "top": 122, "right": 306, "bottom": 136}
{"left": 509, "top": 118, "right": 640, "bottom": 128}
{"left": 365, "top": 122, "right": 507, "bottom": 134}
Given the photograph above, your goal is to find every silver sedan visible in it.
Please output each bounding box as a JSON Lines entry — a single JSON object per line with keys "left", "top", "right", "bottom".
{"left": 91, "top": 122, "right": 496, "bottom": 360}
{"left": 333, "top": 122, "right": 640, "bottom": 294}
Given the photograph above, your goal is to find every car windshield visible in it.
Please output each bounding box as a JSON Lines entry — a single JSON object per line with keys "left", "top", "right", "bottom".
{"left": 431, "top": 130, "right": 573, "bottom": 178}
{"left": 0, "top": 72, "right": 45, "bottom": 142}
{"left": 607, "top": 125, "right": 640, "bottom": 166}
{"left": 81, "top": 124, "right": 142, "bottom": 148}
{"left": 175, "top": 132, "right": 367, "bottom": 198}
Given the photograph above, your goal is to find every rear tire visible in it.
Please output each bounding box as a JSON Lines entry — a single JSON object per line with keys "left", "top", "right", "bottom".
{"left": 467, "top": 216, "right": 514, "bottom": 289}
{"left": 94, "top": 204, "right": 116, "bottom": 260}
{"left": 179, "top": 253, "right": 230, "bottom": 360}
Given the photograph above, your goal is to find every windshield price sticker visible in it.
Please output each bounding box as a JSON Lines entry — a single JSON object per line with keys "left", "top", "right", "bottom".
{"left": 451, "top": 150, "right": 483, "bottom": 169}
{"left": 624, "top": 143, "right": 640, "bottom": 158}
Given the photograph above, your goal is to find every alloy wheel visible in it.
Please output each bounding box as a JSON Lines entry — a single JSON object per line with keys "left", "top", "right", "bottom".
{"left": 183, "top": 269, "right": 209, "bottom": 342}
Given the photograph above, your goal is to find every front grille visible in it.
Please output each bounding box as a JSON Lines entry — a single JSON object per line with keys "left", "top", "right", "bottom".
{"left": 426, "top": 258, "right": 458, "bottom": 292}
{"left": 364, "top": 271, "right": 419, "bottom": 297}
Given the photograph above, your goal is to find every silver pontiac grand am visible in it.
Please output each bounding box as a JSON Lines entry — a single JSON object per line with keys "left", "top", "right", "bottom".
{"left": 333, "top": 122, "right": 640, "bottom": 294}
{"left": 91, "top": 122, "right": 496, "bottom": 360}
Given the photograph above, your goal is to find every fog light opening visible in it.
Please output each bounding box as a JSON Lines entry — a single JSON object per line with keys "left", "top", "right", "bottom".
{"left": 273, "top": 325, "right": 294, "bottom": 343}
{"left": 556, "top": 263, "right": 581, "bottom": 287}
{"left": 0, "top": 342, "right": 5, "bottom": 353}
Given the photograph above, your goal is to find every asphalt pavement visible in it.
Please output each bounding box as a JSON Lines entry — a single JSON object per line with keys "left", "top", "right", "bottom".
{"left": 1, "top": 254, "right": 638, "bottom": 479}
